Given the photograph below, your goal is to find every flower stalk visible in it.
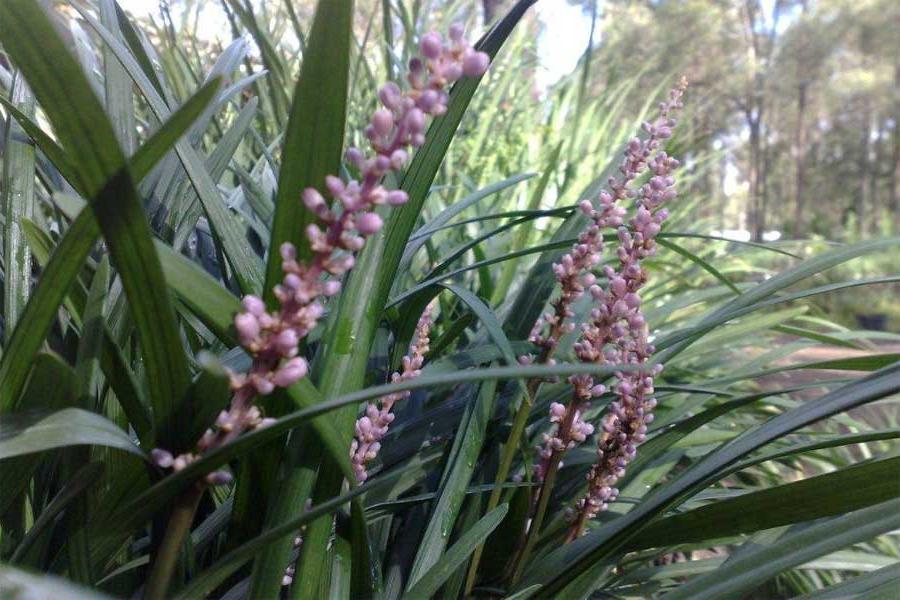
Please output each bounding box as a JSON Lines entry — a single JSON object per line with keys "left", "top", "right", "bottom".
{"left": 144, "top": 25, "right": 488, "bottom": 596}
{"left": 511, "top": 77, "right": 687, "bottom": 580}
{"left": 350, "top": 303, "right": 434, "bottom": 482}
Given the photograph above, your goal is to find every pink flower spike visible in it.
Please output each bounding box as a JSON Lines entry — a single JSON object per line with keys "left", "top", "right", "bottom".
{"left": 189, "top": 24, "right": 489, "bottom": 491}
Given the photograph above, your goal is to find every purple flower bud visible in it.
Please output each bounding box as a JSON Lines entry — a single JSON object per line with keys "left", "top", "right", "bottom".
{"left": 323, "top": 280, "right": 342, "bottom": 296}
{"left": 449, "top": 23, "right": 464, "bottom": 41}
{"left": 417, "top": 89, "right": 440, "bottom": 113}
{"left": 444, "top": 63, "right": 463, "bottom": 81}
{"left": 302, "top": 188, "right": 325, "bottom": 212}
{"left": 274, "top": 329, "right": 299, "bottom": 355}
{"left": 371, "top": 109, "right": 394, "bottom": 136}
{"left": 356, "top": 212, "right": 383, "bottom": 235}
{"left": 379, "top": 82, "right": 402, "bottom": 110}
{"left": 235, "top": 313, "right": 260, "bottom": 343}
{"left": 206, "top": 470, "right": 233, "bottom": 486}
{"left": 325, "top": 175, "right": 345, "bottom": 198}
{"left": 463, "top": 51, "right": 490, "bottom": 78}
{"left": 151, "top": 448, "right": 174, "bottom": 468}
{"left": 386, "top": 190, "right": 409, "bottom": 205}
{"left": 549, "top": 402, "right": 566, "bottom": 419}
{"left": 390, "top": 149, "right": 409, "bottom": 169}
{"left": 420, "top": 32, "right": 443, "bottom": 59}
{"left": 273, "top": 357, "right": 309, "bottom": 387}
{"left": 345, "top": 147, "right": 364, "bottom": 168}
{"left": 579, "top": 200, "right": 594, "bottom": 215}
{"left": 406, "top": 108, "right": 426, "bottom": 134}
{"left": 242, "top": 295, "right": 266, "bottom": 316}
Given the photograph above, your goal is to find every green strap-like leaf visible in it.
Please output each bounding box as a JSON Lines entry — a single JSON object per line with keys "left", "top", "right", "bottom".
{"left": 629, "top": 455, "right": 900, "bottom": 551}
{"left": 661, "top": 499, "right": 900, "bottom": 600}
{"left": 172, "top": 470, "right": 406, "bottom": 600}
{"left": 2, "top": 73, "right": 37, "bottom": 348}
{"left": 302, "top": 4, "right": 536, "bottom": 590}
{"left": 405, "top": 504, "right": 509, "bottom": 599}
{"left": 11, "top": 462, "right": 104, "bottom": 566}
{"left": 795, "top": 562, "right": 900, "bottom": 600}
{"left": 0, "top": 0, "right": 190, "bottom": 446}
{"left": 0, "top": 408, "right": 145, "bottom": 461}
{"left": 407, "top": 379, "right": 499, "bottom": 588}
{"left": 519, "top": 363, "right": 900, "bottom": 595}
{"left": 74, "top": 5, "right": 263, "bottom": 294}
{"left": 265, "top": 0, "right": 352, "bottom": 289}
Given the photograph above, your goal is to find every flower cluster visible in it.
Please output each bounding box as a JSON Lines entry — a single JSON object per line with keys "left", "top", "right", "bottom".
{"left": 569, "top": 79, "right": 687, "bottom": 533}
{"left": 350, "top": 304, "right": 434, "bottom": 482}
{"left": 533, "top": 78, "right": 688, "bottom": 484}
{"left": 150, "top": 26, "right": 489, "bottom": 481}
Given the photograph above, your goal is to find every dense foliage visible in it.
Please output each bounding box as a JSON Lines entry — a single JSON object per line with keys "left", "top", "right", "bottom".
{"left": 0, "top": 1, "right": 897, "bottom": 599}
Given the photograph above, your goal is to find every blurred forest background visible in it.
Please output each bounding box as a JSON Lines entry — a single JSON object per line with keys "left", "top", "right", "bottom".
{"left": 60, "top": 0, "right": 900, "bottom": 328}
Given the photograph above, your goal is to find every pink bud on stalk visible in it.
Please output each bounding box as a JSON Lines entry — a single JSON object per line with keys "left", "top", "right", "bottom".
{"left": 150, "top": 26, "right": 489, "bottom": 482}
{"left": 532, "top": 77, "right": 688, "bottom": 487}
{"left": 350, "top": 304, "right": 435, "bottom": 482}
{"left": 567, "top": 78, "right": 688, "bottom": 538}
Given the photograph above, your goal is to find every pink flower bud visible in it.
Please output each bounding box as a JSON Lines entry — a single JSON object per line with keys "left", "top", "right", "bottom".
{"left": 549, "top": 402, "right": 566, "bottom": 419}
{"left": 345, "top": 147, "right": 364, "bottom": 168}
{"left": 151, "top": 448, "right": 174, "bottom": 468}
{"left": 580, "top": 200, "right": 594, "bottom": 215}
{"left": 379, "top": 82, "right": 402, "bottom": 109}
{"left": 406, "top": 108, "right": 426, "bottom": 134}
{"left": 273, "top": 357, "right": 309, "bottom": 387}
{"left": 390, "top": 149, "right": 409, "bottom": 169}
{"left": 254, "top": 377, "right": 275, "bottom": 395}
{"left": 463, "top": 51, "right": 490, "bottom": 78}
{"left": 206, "top": 470, "right": 233, "bottom": 486}
{"left": 323, "top": 280, "right": 341, "bottom": 296}
{"left": 302, "top": 188, "right": 325, "bottom": 211}
{"left": 420, "top": 32, "right": 443, "bottom": 60}
{"left": 242, "top": 295, "right": 266, "bottom": 316}
{"left": 371, "top": 109, "right": 394, "bottom": 136}
{"left": 417, "top": 89, "right": 440, "bottom": 113}
{"left": 387, "top": 190, "right": 409, "bottom": 205}
{"left": 235, "top": 313, "right": 260, "bottom": 343}
{"left": 274, "top": 329, "right": 299, "bottom": 355}
{"left": 356, "top": 212, "right": 383, "bottom": 235}
{"left": 325, "top": 175, "right": 345, "bottom": 198}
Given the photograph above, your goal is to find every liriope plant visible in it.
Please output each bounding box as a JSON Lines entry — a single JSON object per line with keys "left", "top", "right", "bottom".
{"left": 0, "top": 1, "right": 898, "bottom": 599}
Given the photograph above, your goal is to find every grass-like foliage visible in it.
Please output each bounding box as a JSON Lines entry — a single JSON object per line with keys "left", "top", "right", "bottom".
{"left": 0, "top": 1, "right": 898, "bottom": 598}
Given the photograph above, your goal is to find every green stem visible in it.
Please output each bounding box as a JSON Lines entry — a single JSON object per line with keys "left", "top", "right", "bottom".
{"left": 511, "top": 389, "right": 582, "bottom": 584}
{"left": 462, "top": 378, "right": 538, "bottom": 595}
{"left": 510, "top": 450, "right": 563, "bottom": 585}
{"left": 143, "top": 485, "right": 203, "bottom": 600}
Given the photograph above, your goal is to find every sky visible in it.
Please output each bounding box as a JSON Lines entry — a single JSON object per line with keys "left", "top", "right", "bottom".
{"left": 535, "top": 2, "right": 593, "bottom": 88}
{"left": 117, "top": 0, "right": 592, "bottom": 88}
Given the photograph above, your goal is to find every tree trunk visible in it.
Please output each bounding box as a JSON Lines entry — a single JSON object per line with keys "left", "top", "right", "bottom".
{"left": 891, "top": 63, "right": 900, "bottom": 229}
{"left": 856, "top": 104, "right": 872, "bottom": 238}
{"left": 482, "top": 0, "right": 503, "bottom": 24}
{"left": 793, "top": 82, "right": 808, "bottom": 235}
{"left": 747, "top": 115, "right": 763, "bottom": 240}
